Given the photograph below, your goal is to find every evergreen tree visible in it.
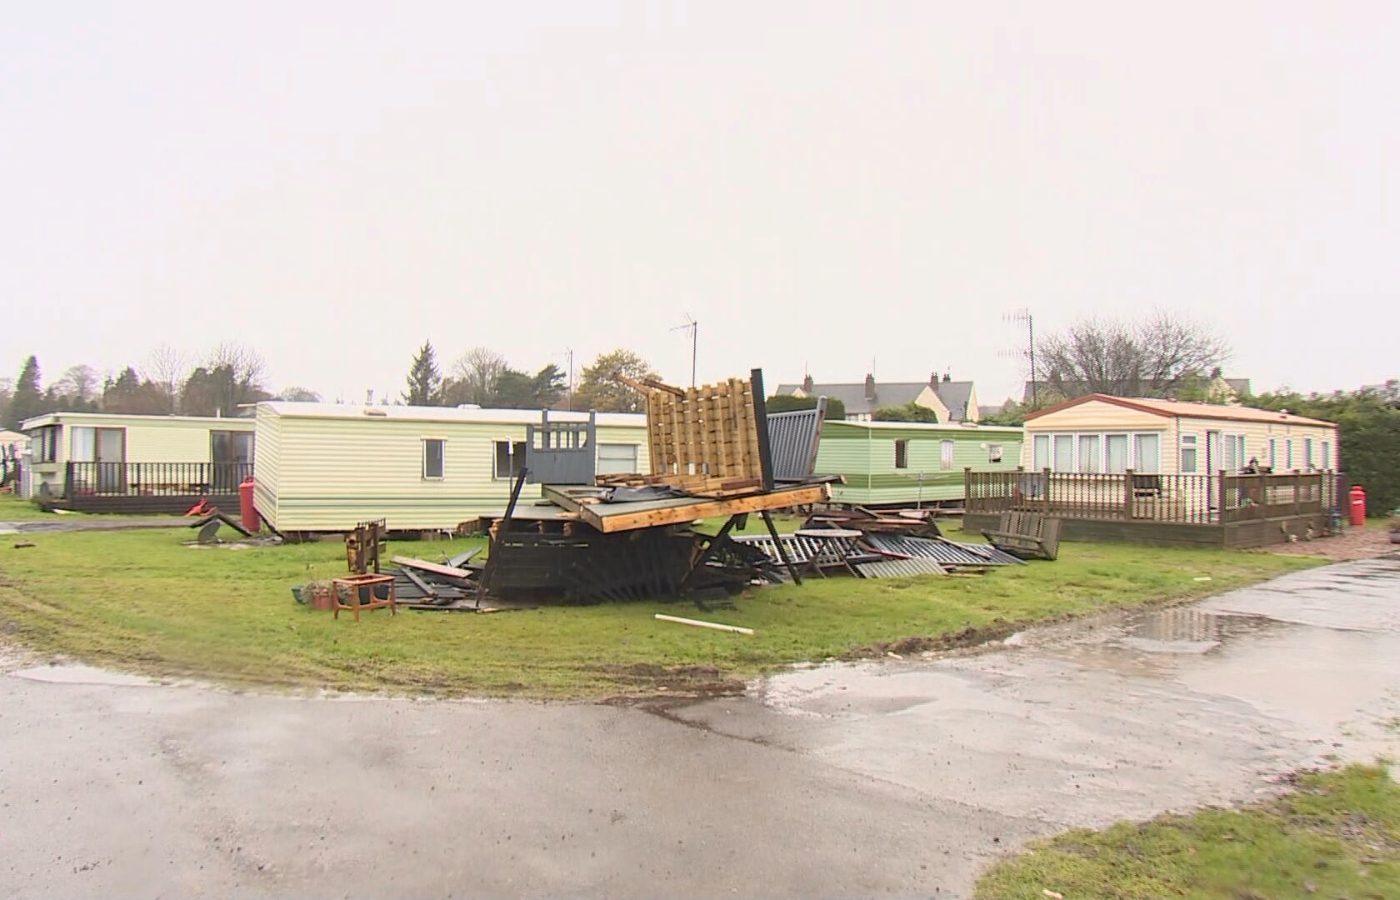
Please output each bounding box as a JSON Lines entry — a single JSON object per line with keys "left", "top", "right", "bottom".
{"left": 402, "top": 341, "right": 443, "bottom": 406}
{"left": 5, "top": 356, "right": 43, "bottom": 429}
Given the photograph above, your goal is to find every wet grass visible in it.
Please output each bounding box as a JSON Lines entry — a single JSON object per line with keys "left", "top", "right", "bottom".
{"left": 976, "top": 764, "right": 1400, "bottom": 900}
{"left": 0, "top": 524, "right": 1319, "bottom": 698}
{"left": 0, "top": 493, "right": 75, "bottom": 521}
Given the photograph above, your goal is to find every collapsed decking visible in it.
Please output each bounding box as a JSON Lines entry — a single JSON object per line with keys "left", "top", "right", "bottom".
{"left": 468, "top": 370, "right": 835, "bottom": 603}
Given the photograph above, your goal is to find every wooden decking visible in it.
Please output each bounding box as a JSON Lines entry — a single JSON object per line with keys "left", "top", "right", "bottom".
{"left": 964, "top": 468, "right": 1341, "bottom": 548}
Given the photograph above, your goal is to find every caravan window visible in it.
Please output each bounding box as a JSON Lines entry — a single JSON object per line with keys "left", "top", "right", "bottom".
{"left": 987, "top": 444, "right": 1004, "bottom": 464}
{"left": 493, "top": 440, "right": 526, "bottom": 480}
{"left": 940, "top": 440, "right": 955, "bottom": 470}
{"left": 1133, "top": 434, "right": 1161, "bottom": 473}
{"left": 1179, "top": 434, "right": 1198, "bottom": 474}
{"left": 423, "top": 439, "right": 445, "bottom": 479}
{"left": 894, "top": 440, "right": 909, "bottom": 470}
{"left": 597, "top": 443, "right": 638, "bottom": 476}
{"left": 1032, "top": 435, "right": 1050, "bottom": 470}
{"left": 1078, "top": 435, "right": 1101, "bottom": 473}
{"left": 34, "top": 426, "right": 60, "bottom": 463}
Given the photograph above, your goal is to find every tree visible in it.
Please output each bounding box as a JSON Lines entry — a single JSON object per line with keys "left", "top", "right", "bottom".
{"left": 979, "top": 398, "right": 1024, "bottom": 426}
{"left": 54, "top": 365, "right": 99, "bottom": 406}
{"left": 178, "top": 343, "right": 269, "bottom": 417}
{"left": 102, "top": 367, "right": 169, "bottom": 414}
{"left": 765, "top": 394, "right": 847, "bottom": 420}
{"left": 574, "top": 350, "right": 661, "bottom": 413}
{"left": 485, "top": 364, "right": 569, "bottom": 409}
{"left": 872, "top": 402, "right": 940, "bottom": 423}
{"left": 403, "top": 341, "right": 443, "bottom": 406}
{"left": 445, "top": 347, "right": 509, "bottom": 406}
{"left": 1037, "top": 311, "right": 1230, "bottom": 400}
{"left": 5, "top": 356, "right": 43, "bottom": 429}
{"left": 276, "top": 386, "right": 322, "bottom": 402}
{"left": 0, "top": 377, "right": 12, "bottom": 429}
{"left": 146, "top": 344, "right": 191, "bottom": 414}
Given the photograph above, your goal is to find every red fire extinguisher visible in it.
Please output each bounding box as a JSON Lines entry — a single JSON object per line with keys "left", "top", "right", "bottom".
{"left": 1349, "top": 484, "right": 1367, "bottom": 527}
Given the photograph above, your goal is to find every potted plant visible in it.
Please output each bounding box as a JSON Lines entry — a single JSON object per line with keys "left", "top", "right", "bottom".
{"left": 292, "top": 579, "right": 336, "bottom": 611}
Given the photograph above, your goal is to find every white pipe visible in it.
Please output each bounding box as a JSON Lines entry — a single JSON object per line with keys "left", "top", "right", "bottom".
{"left": 654, "top": 614, "right": 754, "bottom": 635}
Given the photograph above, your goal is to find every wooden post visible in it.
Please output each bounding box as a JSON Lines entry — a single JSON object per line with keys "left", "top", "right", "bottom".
{"left": 963, "top": 467, "right": 973, "bottom": 512}
{"left": 1123, "top": 469, "right": 1135, "bottom": 520}
{"left": 1042, "top": 467, "right": 1052, "bottom": 514}
{"left": 750, "top": 369, "right": 775, "bottom": 492}
{"left": 63, "top": 461, "right": 73, "bottom": 501}
{"left": 1294, "top": 470, "right": 1303, "bottom": 516}
{"left": 760, "top": 510, "right": 801, "bottom": 585}
{"left": 1218, "top": 470, "right": 1229, "bottom": 523}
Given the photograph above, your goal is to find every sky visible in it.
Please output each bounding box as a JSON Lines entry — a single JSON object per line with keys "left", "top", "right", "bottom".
{"left": 3, "top": 1, "right": 1397, "bottom": 408}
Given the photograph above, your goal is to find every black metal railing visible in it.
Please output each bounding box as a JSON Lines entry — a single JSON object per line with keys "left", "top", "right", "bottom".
{"left": 966, "top": 468, "right": 1338, "bottom": 526}
{"left": 64, "top": 462, "right": 253, "bottom": 498}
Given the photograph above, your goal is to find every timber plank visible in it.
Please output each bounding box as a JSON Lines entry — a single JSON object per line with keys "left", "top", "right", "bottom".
{"left": 579, "top": 484, "right": 830, "bottom": 533}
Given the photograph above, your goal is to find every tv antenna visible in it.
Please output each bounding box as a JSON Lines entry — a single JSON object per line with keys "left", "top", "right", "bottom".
{"left": 672, "top": 314, "right": 697, "bottom": 388}
{"left": 553, "top": 348, "right": 575, "bottom": 410}
{"left": 1002, "top": 309, "right": 1037, "bottom": 408}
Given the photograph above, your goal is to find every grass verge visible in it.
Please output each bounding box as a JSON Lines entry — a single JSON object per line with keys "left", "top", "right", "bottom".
{"left": 976, "top": 764, "right": 1400, "bottom": 900}
{"left": 0, "top": 492, "right": 78, "bottom": 521}
{"left": 0, "top": 525, "right": 1319, "bottom": 698}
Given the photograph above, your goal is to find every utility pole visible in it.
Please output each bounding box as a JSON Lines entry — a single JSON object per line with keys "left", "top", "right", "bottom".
{"left": 672, "top": 314, "right": 698, "bottom": 387}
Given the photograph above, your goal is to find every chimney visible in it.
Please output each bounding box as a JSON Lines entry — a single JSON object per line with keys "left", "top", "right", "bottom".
{"left": 930, "top": 370, "right": 939, "bottom": 387}
{"left": 943, "top": 371, "right": 951, "bottom": 383}
{"left": 366, "top": 389, "right": 375, "bottom": 405}
{"left": 864, "top": 373, "right": 876, "bottom": 401}
{"left": 802, "top": 374, "right": 814, "bottom": 393}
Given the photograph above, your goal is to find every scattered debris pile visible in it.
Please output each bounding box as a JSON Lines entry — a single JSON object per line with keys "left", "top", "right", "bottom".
{"left": 731, "top": 510, "right": 1027, "bottom": 579}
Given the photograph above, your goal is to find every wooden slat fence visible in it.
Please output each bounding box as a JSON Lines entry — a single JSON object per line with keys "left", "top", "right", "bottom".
{"left": 966, "top": 468, "right": 1338, "bottom": 526}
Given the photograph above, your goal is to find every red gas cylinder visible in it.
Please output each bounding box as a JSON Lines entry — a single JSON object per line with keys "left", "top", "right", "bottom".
{"left": 1349, "top": 484, "right": 1367, "bottom": 527}
{"left": 239, "top": 476, "right": 262, "bottom": 533}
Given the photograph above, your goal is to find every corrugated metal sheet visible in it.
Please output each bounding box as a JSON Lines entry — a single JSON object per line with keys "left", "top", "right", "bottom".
{"left": 766, "top": 402, "right": 826, "bottom": 481}
{"left": 863, "top": 534, "right": 1025, "bottom": 566}
{"left": 854, "top": 558, "right": 948, "bottom": 578}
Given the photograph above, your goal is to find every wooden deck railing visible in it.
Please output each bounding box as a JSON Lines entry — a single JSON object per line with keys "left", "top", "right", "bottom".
{"left": 64, "top": 462, "right": 253, "bottom": 498}
{"left": 965, "top": 468, "right": 1339, "bottom": 525}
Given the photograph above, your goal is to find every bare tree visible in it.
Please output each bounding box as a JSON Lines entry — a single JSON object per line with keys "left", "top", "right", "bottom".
{"left": 1037, "top": 311, "right": 1230, "bottom": 400}
{"left": 145, "top": 344, "right": 192, "bottom": 414}
{"left": 447, "top": 347, "right": 509, "bottom": 406}
{"left": 53, "top": 365, "right": 100, "bottom": 404}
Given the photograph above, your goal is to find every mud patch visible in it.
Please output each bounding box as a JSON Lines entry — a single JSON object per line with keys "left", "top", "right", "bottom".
{"left": 853, "top": 619, "right": 1024, "bottom": 658}
{"left": 598, "top": 662, "right": 746, "bottom": 698}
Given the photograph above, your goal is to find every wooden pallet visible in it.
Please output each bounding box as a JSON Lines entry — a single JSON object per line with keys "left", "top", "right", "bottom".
{"left": 618, "top": 374, "right": 766, "bottom": 483}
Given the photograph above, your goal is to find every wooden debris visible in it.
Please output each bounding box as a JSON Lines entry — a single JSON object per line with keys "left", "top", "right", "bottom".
{"left": 390, "top": 556, "right": 475, "bottom": 580}
{"left": 654, "top": 614, "right": 754, "bottom": 635}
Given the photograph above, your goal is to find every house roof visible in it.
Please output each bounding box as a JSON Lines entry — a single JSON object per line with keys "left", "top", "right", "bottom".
{"left": 777, "top": 380, "right": 975, "bottom": 417}
{"left": 256, "top": 401, "right": 646, "bottom": 427}
{"left": 1023, "top": 394, "right": 1335, "bottom": 427}
{"left": 828, "top": 419, "right": 1021, "bottom": 433}
{"left": 932, "top": 381, "right": 975, "bottom": 420}
{"left": 1023, "top": 377, "right": 1251, "bottom": 404}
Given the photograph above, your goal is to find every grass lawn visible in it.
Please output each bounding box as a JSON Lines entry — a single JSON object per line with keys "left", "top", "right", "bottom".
{"left": 0, "top": 524, "right": 1320, "bottom": 698}
{"left": 976, "top": 764, "right": 1400, "bottom": 900}
{"left": 0, "top": 492, "right": 77, "bottom": 521}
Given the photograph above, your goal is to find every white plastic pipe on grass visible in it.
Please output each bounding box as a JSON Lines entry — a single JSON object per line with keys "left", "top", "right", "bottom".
{"left": 654, "top": 614, "right": 754, "bottom": 635}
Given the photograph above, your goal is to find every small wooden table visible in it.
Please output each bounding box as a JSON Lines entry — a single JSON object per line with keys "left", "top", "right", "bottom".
{"left": 332, "top": 573, "right": 397, "bottom": 621}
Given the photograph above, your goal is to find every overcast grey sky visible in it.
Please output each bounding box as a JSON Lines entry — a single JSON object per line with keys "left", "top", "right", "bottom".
{"left": 3, "top": 1, "right": 1396, "bottom": 406}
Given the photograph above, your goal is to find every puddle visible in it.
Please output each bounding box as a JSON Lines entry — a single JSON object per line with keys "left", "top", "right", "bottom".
{"left": 11, "top": 664, "right": 153, "bottom": 686}
{"left": 1116, "top": 609, "right": 1276, "bottom": 655}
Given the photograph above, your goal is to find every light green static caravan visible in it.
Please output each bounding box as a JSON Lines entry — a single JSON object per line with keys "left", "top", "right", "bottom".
{"left": 252, "top": 402, "right": 649, "bottom": 532}
{"left": 814, "top": 420, "right": 1024, "bottom": 507}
